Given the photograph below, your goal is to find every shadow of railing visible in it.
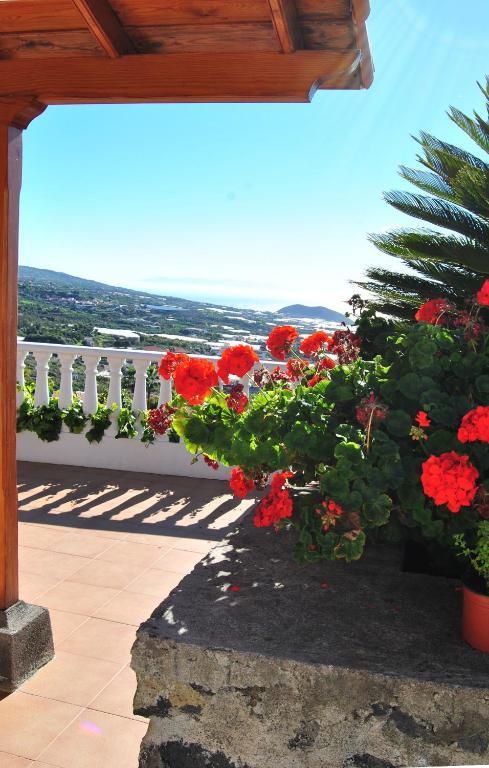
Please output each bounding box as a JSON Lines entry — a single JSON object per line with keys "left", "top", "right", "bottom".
{"left": 17, "top": 460, "right": 257, "bottom": 544}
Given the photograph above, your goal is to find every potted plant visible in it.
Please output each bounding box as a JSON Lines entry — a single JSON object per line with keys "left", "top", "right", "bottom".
{"left": 454, "top": 521, "right": 489, "bottom": 652}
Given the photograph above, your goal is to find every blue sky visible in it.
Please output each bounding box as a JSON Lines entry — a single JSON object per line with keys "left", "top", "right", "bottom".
{"left": 19, "top": 0, "right": 489, "bottom": 312}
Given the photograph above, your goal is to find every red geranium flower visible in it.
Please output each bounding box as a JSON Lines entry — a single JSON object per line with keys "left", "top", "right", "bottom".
{"left": 229, "top": 467, "right": 255, "bottom": 498}
{"left": 415, "top": 298, "right": 451, "bottom": 325}
{"left": 415, "top": 411, "right": 431, "bottom": 428}
{"left": 203, "top": 455, "right": 219, "bottom": 471}
{"left": 317, "top": 356, "right": 336, "bottom": 371}
{"left": 147, "top": 403, "right": 175, "bottom": 435}
{"left": 308, "top": 374, "right": 322, "bottom": 388}
{"left": 266, "top": 326, "right": 299, "bottom": 360}
{"left": 328, "top": 330, "right": 362, "bottom": 364}
{"left": 227, "top": 383, "right": 248, "bottom": 414}
{"left": 286, "top": 359, "right": 308, "bottom": 381}
{"left": 299, "top": 331, "right": 332, "bottom": 358}
{"left": 173, "top": 358, "right": 218, "bottom": 405}
{"left": 421, "top": 451, "right": 479, "bottom": 513}
{"left": 356, "top": 393, "right": 388, "bottom": 427}
{"left": 217, "top": 344, "right": 259, "bottom": 384}
{"left": 477, "top": 279, "right": 489, "bottom": 306}
{"left": 458, "top": 406, "right": 489, "bottom": 443}
{"left": 316, "top": 499, "right": 343, "bottom": 532}
{"left": 253, "top": 471, "right": 294, "bottom": 528}
{"left": 253, "top": 487, "right": 293, "bottom": 528}
{"left": 158, "top": 351, "right": 190, "bottom": 380}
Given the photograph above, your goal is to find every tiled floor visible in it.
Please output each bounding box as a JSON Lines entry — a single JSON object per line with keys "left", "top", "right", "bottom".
{"left": 0, "top": 462, "right": 255, "bottom": 767}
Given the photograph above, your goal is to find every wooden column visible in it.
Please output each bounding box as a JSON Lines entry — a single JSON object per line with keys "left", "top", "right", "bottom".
{"left": 0, "top": 98, "right": 45, "bottom": 610}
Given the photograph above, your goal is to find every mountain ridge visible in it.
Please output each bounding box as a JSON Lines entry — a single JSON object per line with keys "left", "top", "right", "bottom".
{"left": 278, "top": 303, "right": 349, "bottom": 324}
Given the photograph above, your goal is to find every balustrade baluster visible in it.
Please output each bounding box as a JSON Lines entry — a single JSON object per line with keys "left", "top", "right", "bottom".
{"left": 16, "top": 348, "right": 27, "bottom": 407}
{"left": 105, "top": 355, "right": 125, "bottom": 435}
{"left": 132, "top": 360, "right": 148, "bottom": 413}
{"left": 82, "top": 353, "right": 100, "bottom": 415}
{"left": 33, "top": 350, "right": 52, "bottom": 407}
{"left": 158, "top": 377, "right": 172, "bottom": 407}
{"left": 57, "top": 352, "right": 76, "bottom": 410}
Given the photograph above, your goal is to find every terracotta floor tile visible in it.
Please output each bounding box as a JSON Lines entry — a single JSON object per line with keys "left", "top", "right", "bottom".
{"left": 19, "top": 572, "right": 61, "bottom": 603}
{"left": 21, "top": 651, "right": 122, "bottom": 707}
{"left": 124, "top": 568, "right": 182, "bottom": 598}
{"left": 93, "top": 591, "right": 159, "bottom": 626}
{"left": 66, "top": 558, "right": 147, "bottom": 590}
{"left": 51, "top": 532, "right": 114, "bottom": 559}
{"left": 19, "top": 547, "right": 90, "bottom": 581}
{"left": 95, "top": 540, "right": 163, "bottom": 567}
{"left": 58, "top": 618, "right": 136, "bottom": 664}
{"left": 40, "top": 581, "right": 119, "bottom": 616}
{"left": 89, "top": 665, "right": 144, "bottom": 721}
{"left": 0, "top": 692, "right": 81, "bottom": 760}
{"left": 18, "top": 525, "right": 70, "bottom": 551}
{"left": 38, "top": 709, "right": 147, "bottom": 768}
{"left": 0, "top": 752, "right": 33, "bottom": 767}
{"left": 48, "top": 609, "right": 88, "bottom": 646}
{"left": 152, "top": 548, "right": 204, "bottom": 574}
{"left": 122, "top": 530, "right": 180, "bottom": 548}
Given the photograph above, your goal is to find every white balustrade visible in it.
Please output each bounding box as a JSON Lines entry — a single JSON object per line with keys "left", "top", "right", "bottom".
{"left": 16, "top": 347, "right": 27, "bottom": 407}
{"left": 16, "top": 341, "right": 286, "bottom": 423}
{"left": 105, "top": 354, "right": 125, "bottom": 435}
{"left": 132, "top": 359, "right": 148, "bottom": 413}
{"left": 158, "top": 378, "right": 172, "bottom": 407}
{"left": 58, "top": 352, "right": 77, "bottom": 410}
{"left": 33, "top": 350, "right": 52, "bottom": 407}
{"left": 81, "top": 353, "right": 101, "bottom": 415}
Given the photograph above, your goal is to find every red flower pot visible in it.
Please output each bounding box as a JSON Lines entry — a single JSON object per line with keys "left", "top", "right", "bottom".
{"left": 462, "top": 583, "right": 489, "bottom": 653}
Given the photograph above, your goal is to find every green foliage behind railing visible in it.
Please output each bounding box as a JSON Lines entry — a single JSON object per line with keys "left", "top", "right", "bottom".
{"left": 16, "top": 385, "right": 180, "bottom": 445}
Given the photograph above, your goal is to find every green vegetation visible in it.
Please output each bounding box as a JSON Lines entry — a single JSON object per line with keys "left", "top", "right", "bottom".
{"left": 356, "top": 78, "right": 489, "bottom": 318}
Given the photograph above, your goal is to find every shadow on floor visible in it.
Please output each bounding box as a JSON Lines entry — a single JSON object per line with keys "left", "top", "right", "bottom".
{"left": 18, "top": 461, "right": 257, "bottom": 543}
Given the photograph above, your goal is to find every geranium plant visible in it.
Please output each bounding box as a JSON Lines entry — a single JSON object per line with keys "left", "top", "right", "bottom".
{"left": 154, "top": 279, "right": 489, "bottom": 569}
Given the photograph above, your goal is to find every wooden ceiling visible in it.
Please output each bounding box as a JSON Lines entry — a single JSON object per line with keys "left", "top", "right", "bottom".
{"left": 0, "top": 0, "right": 373, "bottom": 107}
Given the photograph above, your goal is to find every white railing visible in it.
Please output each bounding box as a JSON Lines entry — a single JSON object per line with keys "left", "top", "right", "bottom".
{"left": 17, "top": 341, "right": 283, "bottom": 411}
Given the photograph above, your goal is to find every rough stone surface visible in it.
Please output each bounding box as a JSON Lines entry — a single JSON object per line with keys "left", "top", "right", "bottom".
{"left": 132, "top": 521, "right": 489, "bottom": 768}
{"left": 0, "top": 600, "right": 54, "bottom": 692}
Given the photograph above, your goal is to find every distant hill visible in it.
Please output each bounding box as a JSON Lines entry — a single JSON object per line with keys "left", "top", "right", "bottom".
{"left": 18, "top": 265, "right": 197, "bottom": 306}
{"left": 277, "top": 304, "right": 349, "bottom": 324}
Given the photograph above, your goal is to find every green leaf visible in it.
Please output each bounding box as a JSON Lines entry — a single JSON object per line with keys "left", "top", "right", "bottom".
{"left": 385, "top": 409, "right": 413, "bottom": 437}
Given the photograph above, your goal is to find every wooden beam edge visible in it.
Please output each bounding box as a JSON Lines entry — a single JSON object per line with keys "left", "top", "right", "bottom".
{"left": 0, "top": 50, "right": 362, "bottom": 104}
{"left": 267, "top": 0, "right": 303, "bottom": 53}
{"left": 0, "top": 97, "right": 46, "bottom": 129}
{"left": 351, "top": 0, "right": 374, "bottom": 88}
{"left": 72, "top": 0, "right": 136, "bottom": 57}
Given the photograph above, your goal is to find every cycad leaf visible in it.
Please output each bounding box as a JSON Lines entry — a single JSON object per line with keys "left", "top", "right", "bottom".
{"left": 384, "top": 190, "right": 489, "bottom": 241}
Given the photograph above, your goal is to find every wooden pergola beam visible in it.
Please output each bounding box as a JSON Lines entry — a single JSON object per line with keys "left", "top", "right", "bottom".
{"left": 267, "top": 0, "right": 303, "bottom": 53}
{"left": 0, "top": 50, "right": 361, "bottom": 104}
{"left": 72, "top": 0, "right": 136, "bottom": 57}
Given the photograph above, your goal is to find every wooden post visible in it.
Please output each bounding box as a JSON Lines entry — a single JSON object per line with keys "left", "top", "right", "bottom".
{"left": 0, "top": 99, "right": 45, "bottom": 610}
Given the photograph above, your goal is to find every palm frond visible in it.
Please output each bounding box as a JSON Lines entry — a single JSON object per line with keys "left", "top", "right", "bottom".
{"left": 369, "top": 230, "right": 489, "bottom": 273}
{"left": 383, "top": 191, "right": 489, "bottom": 241}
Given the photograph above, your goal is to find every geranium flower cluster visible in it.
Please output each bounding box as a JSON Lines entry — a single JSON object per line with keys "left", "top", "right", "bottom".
{"left": 217, "top": 345, "right": 258, "bottom": 384}
{"left": 147, "top": 403, "right": 176, "bottom": 436}
{"left": 253, "top": 472, "right": 294, "bottom": 529}
{"left": 356, "top": 392, "right": 388, "bottom": 428}
{"left": 315, "top": 499, "right": 343, "bottom": 532}
{"left": 227, "top": 383, "right": 248, "bottom": 414}
{"left": 299, "top": 331, "right": 332, "bottom": 358}
{"left": 421, "top": 451, "right": 479, "bottom": 514}
{"left": 415, "top": 298, "right": 453, "bottom": 325}
{"left": 458, "top": 406, "right": 489, "bottom": 444}
{"left": 229, "top": 467, "right": 255, "bottom": 498}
